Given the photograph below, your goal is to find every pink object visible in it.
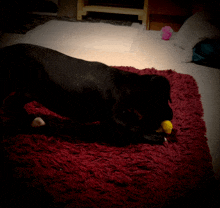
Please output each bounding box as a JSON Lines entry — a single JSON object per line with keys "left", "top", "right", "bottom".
{"left": 161, "top": 26, "right": 173, "bottom": 40}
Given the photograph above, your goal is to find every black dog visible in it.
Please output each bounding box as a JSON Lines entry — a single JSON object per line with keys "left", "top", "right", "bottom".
{"left": 0, "top": 44, "right": 173, "bottom": 144}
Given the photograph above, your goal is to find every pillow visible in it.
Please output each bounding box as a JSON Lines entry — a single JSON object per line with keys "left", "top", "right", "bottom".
{"left": 173, "top": 11, "right": 220, "bottom": 62}
{"left": 192, "top": 38, "right": 220, "bottom": 68}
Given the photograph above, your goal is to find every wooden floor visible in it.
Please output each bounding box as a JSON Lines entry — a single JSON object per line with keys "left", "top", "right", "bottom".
{"left": 82, "top": 12, "right": 188, "bottom": 32}
{"left": 84, "top": 11, "right": 189, "bottom": 32}
{"left": 149, "top": 14, "right": 188, "bottom": 32}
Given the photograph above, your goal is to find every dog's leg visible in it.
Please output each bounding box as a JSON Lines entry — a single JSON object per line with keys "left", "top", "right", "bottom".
{"left": 1, "top": 92, "right": 37, "bottom": 135}
{"left": 143, "top": 132, "right": 167, "bottom": 144}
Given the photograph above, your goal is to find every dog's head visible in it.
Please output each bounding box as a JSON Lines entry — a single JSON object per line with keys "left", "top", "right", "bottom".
{"left": 113, "top": 75, "right": 173, "bottom": 143}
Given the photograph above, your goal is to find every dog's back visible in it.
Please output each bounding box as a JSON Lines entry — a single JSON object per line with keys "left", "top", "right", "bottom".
{"left": 1, "top": 44, "right": 119, "bottom": 120}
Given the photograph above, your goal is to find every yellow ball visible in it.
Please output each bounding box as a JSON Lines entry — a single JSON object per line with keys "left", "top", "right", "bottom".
{"left": 161, "top": 120, "right": 173, "bottom": 134}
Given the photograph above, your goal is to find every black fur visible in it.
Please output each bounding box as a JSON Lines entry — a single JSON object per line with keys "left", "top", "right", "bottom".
{"left": 0, "top": 44, "right": 173, "bottom": 145}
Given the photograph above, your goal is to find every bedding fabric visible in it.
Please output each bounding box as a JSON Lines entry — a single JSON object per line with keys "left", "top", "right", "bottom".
{"left": 1, "top": 67, "right": 215, "bottom": 208}
{"left": 192, "top": 38, "right": 220, "bottom": 69}
{"left": 173, "top": 10, "right": 220, "bottom": 62}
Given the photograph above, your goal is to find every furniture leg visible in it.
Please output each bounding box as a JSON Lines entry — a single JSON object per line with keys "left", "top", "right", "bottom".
{"left": 77, "top": 0, "right": 84, "bottom": 20}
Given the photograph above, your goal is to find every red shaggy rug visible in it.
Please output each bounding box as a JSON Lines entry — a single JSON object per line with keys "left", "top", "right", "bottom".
{"left": 1, "top": 67, "right": 217, "bottom": 208}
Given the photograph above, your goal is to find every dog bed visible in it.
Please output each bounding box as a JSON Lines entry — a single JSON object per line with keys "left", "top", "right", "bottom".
{"left": 1, "top": 67, "right": 215, "bottom": 208}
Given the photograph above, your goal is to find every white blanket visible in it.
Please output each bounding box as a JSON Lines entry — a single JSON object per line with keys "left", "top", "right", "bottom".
{"left": 20, "top": 20, "right": 139, "bottom": 53}
{"left": 18, "top": 20, "right": 189, "bottom": 71}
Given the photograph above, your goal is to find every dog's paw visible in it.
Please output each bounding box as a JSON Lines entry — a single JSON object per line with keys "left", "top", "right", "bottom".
{"left": 143, "top": 132, "right": 166, "bottom": 144}
{"left": 31, "top": 117, "right": 46, "bottom": 127}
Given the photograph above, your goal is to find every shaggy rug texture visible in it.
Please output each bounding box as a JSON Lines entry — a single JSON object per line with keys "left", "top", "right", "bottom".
{"left": 1, "top": 67, "right": 215, "bottom": 208}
